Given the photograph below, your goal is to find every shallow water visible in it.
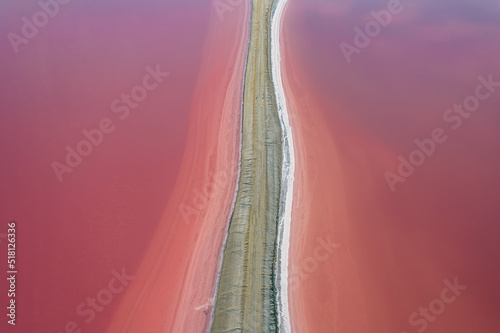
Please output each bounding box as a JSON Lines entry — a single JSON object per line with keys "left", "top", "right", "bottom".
{"left": 283, "top": 0, "right": 500, "bottom": 331}
{"left": 0, "top": 0, "right": 210, "bottom": 331}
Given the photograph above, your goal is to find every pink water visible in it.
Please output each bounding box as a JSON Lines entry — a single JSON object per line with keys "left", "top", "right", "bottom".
{"left": 283, "top": 0, "right": 500, "bottom": 332}
{"left": 0, "top": 0, "right": 211, "bottom": 331}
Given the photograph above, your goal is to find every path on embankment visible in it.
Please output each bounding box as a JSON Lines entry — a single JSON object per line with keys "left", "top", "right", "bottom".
{"left": 211, "top": 0, "right": 283, "bottom": 332}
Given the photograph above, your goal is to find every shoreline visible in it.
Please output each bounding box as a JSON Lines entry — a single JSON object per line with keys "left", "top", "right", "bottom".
{"left": 270, "top": 0, "right": 293, "bottom": 331}
{"left": 207, "top": 0, "right": 252, "bottom": 330}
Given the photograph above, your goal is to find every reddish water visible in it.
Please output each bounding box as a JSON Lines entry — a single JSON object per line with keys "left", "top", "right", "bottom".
{"left": 0, "top": 1, "right": 212, "bottom": 332}
{"left": 284, "top": 0, "right": 500, "bottom": 332}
